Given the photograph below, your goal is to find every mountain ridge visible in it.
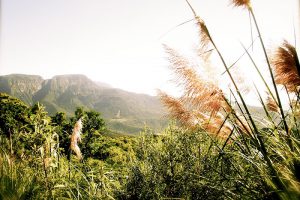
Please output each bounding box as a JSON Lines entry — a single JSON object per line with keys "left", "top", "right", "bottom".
{"left": 0, "top": 74, "right": 167, "bottom": 134}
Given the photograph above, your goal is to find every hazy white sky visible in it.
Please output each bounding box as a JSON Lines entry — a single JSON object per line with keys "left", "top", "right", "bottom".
{"left": 0, "top": 0, "right": 299, "bottom": 97}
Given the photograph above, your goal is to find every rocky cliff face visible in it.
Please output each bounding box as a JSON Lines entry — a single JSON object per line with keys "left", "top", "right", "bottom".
{"left": 0, "top": 74, "right": 44, "bottom": 105}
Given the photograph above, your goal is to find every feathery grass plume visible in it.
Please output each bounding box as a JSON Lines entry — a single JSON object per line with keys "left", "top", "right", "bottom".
{"left": 165, "top": 1, "right": 250, "bottom": 139}
{"left": 70, "top": 118, "right": 83, "bottom": 160}
{"left": 186, "top": 0, "right": 258, "bottom": 138}
{"left": 195, "top": 16, "right": 211, "bottom": 57}
{"left": 185, "top": 0, "right": 212, "bottom": 58}
{"left": 159, "top": 90, "right": 233, "bottom": 138}
{"left": 231, "top": 66, "right": 251, "bottom": 95}
{"left": 271, "top": 40, "right": 300, "bottom": 93}
{"left": 162, "top": 44, "right": 235, "bottom": 138}
{"left": 164, "top": 45, "right": 229, "bottom": 114}
{"left": 158, "top": 67, "right": 232, "bottom": 138}
{"left": 158, "top": 91, "right": 195, "bottom": 128}
{"left": 266, "top": 92, "right": 279, "bottom": 113}
{"left": 230, "top": 0, "right": 251, "bottom": 9}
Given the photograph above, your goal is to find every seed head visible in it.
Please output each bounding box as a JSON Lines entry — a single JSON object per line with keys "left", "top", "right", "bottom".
{"left": 271, "top": 41, "right": 300, "bottom": 93}
{"left": 70, "top": 118, "right": 83, "bottom": 160}
{"left": 266, "top": 93, "right": 279, "bottom": 113}
{"left": 231, "top": 0, "right": 251, "bottom": 9}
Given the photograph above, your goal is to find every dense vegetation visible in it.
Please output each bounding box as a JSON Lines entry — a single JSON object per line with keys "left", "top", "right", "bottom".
{"left": 0, "top": 92, "right": 138, "bottom": 199}
{"left": 1, "top": 0, "right": 300, "bottom": 199}
{"left": 1, "top": 89, "right": 299, "bottom": 199}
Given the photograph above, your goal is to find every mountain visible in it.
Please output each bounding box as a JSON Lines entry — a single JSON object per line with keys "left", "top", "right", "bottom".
{"left": 0, "top": 74, "right": 44, "bottom": 104}
{"left": 0, "top": 74, "right": 167, "bottom": 134}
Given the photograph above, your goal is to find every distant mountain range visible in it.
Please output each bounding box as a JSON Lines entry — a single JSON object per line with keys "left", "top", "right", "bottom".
{"left": 0, "top": 74, "right": 167, "bottom": 134}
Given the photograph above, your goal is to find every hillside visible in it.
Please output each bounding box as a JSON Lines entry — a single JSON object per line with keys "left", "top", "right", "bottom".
{"left": 0, "top": 74, "right": 167, "bottom": 134}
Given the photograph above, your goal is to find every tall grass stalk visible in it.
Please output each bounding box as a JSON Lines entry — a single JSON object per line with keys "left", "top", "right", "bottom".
{"left": 159, "top": 0, "right": 300, "bottom": 199}
{"left": 248, "top": 6, "right": 290, "bottom": 139}
{"left": 185, "top": 0, "right": 260, "bottom": 138}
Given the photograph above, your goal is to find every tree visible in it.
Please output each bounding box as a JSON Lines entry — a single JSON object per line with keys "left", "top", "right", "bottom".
{"left": 51, "top": 112, "right": 70, "bottom": 153}
{"left": 80, "top": 109, "right": 106, "bottom": 158}
{"left": 0, "top": 93, "right": 29, "bottom": 155}
{"left": 0, "top": 93, "right": 29, "bottom": 137}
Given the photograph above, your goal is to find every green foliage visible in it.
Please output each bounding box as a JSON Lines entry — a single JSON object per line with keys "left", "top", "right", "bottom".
{"left": 0, "top": 93, "right": 29, "bottom": 138}
{"left": 0, "top": 96, "right": 135, "bottom": 199}
{"left": 0, "top": 93, "right": 32, "bottom": 157}
{"left": 122, "top": 125, "right": 270, "bottom": 200}
{"left": 81, "top": 109, "right": 106, "bottom": 157}
{"left": 0, "top": 154, "right": 39, "bottom": 200}
{"left": 107, "top": 120, "right": 144, "bottom": 135}
{"left": 51, "top": 111, "right": 70, "bottom": 153}
{"left": 1, "top": 92, "right": 299, "bottom": 199}
{"left": 91, "top": 135, "right": 136, "bottom": 166}
{"left": 0, "top": 148, "right": 124, "bottom": 199}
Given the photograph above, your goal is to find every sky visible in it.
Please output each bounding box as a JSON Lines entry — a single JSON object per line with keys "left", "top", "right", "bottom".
{"left": 0, "top": 0, "right": 299, "bottom": 100}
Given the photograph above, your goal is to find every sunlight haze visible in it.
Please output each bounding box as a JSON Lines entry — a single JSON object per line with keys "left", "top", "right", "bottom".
{"left": 0, "top": 0, "right": 299, "bottom": 98}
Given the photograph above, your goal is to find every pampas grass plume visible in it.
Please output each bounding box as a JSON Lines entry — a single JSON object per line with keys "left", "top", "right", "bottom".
{"left": 266, "top": 93, "right": 279, "bottom": 113}
{"left": 70, "top": 118, "right": 83, "bottom": 160}
{"left": 271, "top": 41, "right": 300, "bottom": 93}
{"left": 231, "top": 0, "right": 251, "bottom": 9}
